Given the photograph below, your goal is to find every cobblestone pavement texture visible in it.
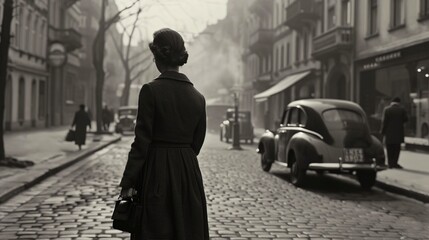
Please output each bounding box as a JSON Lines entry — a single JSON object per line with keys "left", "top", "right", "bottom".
{"left": 0, "top": 133, "right": 428, "bottom": 239}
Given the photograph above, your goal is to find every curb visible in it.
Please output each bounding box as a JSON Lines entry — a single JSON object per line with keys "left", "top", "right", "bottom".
{"left": 0, "top": 136, "right": 121, "bottom": 204}
{"left": 375, "top": 180, "right": 429, "bottom": 203}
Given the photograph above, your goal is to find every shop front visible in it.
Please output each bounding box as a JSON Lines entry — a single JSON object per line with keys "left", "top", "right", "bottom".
{"left": 356, "top": 41, "right": 429, "bottom": 148}
{"left": 253, "top": 70, "right": 317, "bottom": 130}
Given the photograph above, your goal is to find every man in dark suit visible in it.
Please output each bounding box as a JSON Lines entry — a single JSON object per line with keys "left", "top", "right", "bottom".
{"left": 380, "top": 97, "right": 408, "bottom": 168}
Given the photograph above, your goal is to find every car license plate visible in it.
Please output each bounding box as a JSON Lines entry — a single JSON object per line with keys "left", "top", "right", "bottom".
{"left": 343, "top": 148, "right": 364, "bottom": 163}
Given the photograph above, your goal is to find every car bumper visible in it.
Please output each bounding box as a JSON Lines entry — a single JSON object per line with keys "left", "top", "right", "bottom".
{"left": 308, "top": 163, "right": 388, "bottom": 171}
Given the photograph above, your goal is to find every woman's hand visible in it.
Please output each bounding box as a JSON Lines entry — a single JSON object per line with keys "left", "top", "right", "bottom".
{"left": 120, "top": 188, "right": 137, "bottom": 198}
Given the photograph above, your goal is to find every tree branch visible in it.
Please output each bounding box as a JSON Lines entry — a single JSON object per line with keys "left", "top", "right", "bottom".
{"left": 131, "top": 63, "right": 152, "bottom": 82}
{"left": 129, "top": 48, "right": 150, "bottom": 62}
{"left": 130, "top": 54, "right": 151, "bottom": 72}
{"left": 125, "top": 8, "right": 142, "bottom": 61}
{"left": 109, "top": 31, "right": 127, "bottom": 65}
{"left": 103, "top": 0, "right": 140, "bottom": 32}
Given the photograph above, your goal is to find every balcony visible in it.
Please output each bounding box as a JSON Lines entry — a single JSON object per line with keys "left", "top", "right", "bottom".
{"left": 312, "top": 26, "right": 353, "bottom": 59}
{"left": 49, "top": 27, "right": 82, "bottom": 52}
{"left": 249, "top": 0, "right": 273, "bottom": 16}
{"left": 252, "top": 72, "right": 273, "bottom": 91}
{"left": 284, "top": 0, "right": 320, "bottom": 30}
{"left": 249, "top": 29, "right": 274, "bottom": 54}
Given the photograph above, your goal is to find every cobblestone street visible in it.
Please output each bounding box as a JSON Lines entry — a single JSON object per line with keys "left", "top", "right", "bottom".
{"left": 0, "top": 133, "right": 428, "bottom": 239}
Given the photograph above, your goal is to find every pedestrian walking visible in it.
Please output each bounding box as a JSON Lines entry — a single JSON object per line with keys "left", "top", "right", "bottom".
{"left": 102, "top": 105, "right": 110, "bottom": 131}
{"left": 71, "top": 104, "right": 91, "bottom": 150}
{"left": 380, "top": 97, "right": 408, "bottom": 169}
{"left": 118, "top": 28, "right": 209, "bottom": 240}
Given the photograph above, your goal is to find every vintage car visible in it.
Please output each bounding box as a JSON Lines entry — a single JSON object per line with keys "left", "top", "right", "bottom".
{"left": 220, "top": 109, "right": 254, "bottom": 144}
{"left": 257, "top": 99, "right": 387, "bottom": 189}
{"left": 115, "top": 106, "right": 138, "bottom": 134}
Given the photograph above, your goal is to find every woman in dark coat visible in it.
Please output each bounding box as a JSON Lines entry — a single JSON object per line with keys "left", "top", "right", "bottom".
{"left": 71, "top": 104, "right": 91, "bottom": 150}
{"left": 119, "top": 28, "right": 209, "bottom": 240}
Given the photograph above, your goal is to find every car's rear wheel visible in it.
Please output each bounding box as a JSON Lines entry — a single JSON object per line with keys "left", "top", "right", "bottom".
{"left": 260, "top": 146, "right": 272, "bottom": 172}
{"left": 290, "top": 154, "right": 306, "bottom": 187}
{"left": 356, "top": 170, "right": 376, "bottom": 190}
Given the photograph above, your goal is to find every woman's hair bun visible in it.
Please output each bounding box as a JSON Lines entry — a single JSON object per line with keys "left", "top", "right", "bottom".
{"left": 149, "top": 28, "right": 188, "bottom": 67}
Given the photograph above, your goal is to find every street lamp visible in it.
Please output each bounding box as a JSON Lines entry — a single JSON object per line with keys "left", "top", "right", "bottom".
{"left": 229, "top": 92, "right": 242, "bottom": 150}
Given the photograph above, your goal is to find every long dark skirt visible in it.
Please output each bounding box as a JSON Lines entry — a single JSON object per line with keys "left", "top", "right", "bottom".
{"left": 131, "top": 144, "right": 209, "bottom": 240}
{"left": 74, "top": 125, "right": 87, "bottom": 145}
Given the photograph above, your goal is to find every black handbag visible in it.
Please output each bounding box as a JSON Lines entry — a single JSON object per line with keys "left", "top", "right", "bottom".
{"left": 65, "top": 129, "right": 75, "bottom": 142}
{"left": 112, "top": 196, "right": 143, "bottom": 233}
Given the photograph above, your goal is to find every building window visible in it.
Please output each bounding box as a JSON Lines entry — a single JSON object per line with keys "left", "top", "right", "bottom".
{"left": 328, "top": 6, "right": 336, "bottom": 29}
{"left": 5, "top": 76, "right": 12, "bottom": 125}
{"left": 286, "top": 43, "right": 290, "bottom": 67}
{"left": 275, "top": 47, "right": 279, "bottom": 71}
{"left": 14, "top": 6, "right": 23, "bottom": 47}
{"left": 368, "top": 0, "right": 378, "bottom": 36}
{"left": 280, "top": 45, "right": 284, "bottom": 69}
{"left": 341, "top": 0, "right": 351, "bottom": 25}
{"left": 391, "top": 0, "right": 404, "bottom": 28}
{"left": 295, "top": 34, "right": 300, "bottom": 62}
{"left": 41, "top": 20, "right": 47, "bottom": 56}
{"left": 31, "top": 80, "right": 37, "bottom": 122}
{"left": 420, "top": 0, "right": 429, "bottom": 19}
{"left": 18, "top": 78, "right": 25, "bottom": 122}
{"left": 39, "top": 80, "right": 46, "bottom": 120}
{"left": 303, "top": 32, "right": 308, "bottom": 61}
{"left": 33, "top": 16, "right": 38, "bottom": 55}
{"left": 25, "top": 11, "right": 32, "bottom": 52}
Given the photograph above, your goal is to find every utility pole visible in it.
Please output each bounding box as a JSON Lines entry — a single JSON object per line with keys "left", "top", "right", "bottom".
{"left": 230, "top": 92, "right": 242, "bottom": 150}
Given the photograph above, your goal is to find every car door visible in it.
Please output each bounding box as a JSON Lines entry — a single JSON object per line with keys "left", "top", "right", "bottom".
{"left": 277, "top": 107, "right": 300, "bottom": 163}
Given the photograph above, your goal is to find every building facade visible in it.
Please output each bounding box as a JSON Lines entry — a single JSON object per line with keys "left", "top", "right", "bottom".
{"left": 355, "top": 0, "right": 429, "bottom": 145}
{"left": 313, "top": 0, "right": 355, "bottom": 101}
{"left": 249, "top": 0, "right": 322, "bottom": 129}
{"left": 48, "top": 0, "right": 83, "bottom": 126}
{"left": 4, "top": 0, "right": 49, "bottom": 130}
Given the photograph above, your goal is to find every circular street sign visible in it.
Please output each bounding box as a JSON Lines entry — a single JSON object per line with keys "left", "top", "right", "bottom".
{"left": 48, "top": 42, "right": 67, "bottom": 67}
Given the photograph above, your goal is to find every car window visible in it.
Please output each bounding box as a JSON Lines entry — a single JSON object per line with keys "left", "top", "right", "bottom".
{"left": 288, "top": 108, "right": 299, "bottom": 126}
{"left": 118, "top": 109, "right": 137, "bottom": 116}
{"left": 322, "top": 109, "right": 363, "bottom": 129}
{"left": 298, "top": 108, "right": 307, "bottom": 126}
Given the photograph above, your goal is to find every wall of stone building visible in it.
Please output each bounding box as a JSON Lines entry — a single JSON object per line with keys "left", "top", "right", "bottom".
{"left": 355, "top": 0, "right": 429, "bottom": 59}
{"left": 3, "top": 0, "right": 49, "bottom": 131}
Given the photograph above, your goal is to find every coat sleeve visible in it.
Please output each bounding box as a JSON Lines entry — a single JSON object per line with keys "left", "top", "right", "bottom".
{"left": 403, "top": 108, "right": 408, "bottom": 123}
{"left": 120, "top": 84, "right": 155, "bottom": 188}
{"left": 191, "top": 98, "right": 206, "bottom": 156}
{"left": 72, "top": 113, "right": 77, "bottom": 127}
{"left": 380, "top": 107, "right": 387, "bottom": 135}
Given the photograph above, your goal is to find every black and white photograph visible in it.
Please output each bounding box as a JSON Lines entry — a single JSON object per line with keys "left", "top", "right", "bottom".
{"left": 0, "top": 0, "right": 428, "bottom": 239}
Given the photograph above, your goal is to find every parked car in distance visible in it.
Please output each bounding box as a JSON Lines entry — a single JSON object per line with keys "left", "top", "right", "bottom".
{"left": 220, "top": 109, "right": 254, "bottom": 144}
{"left": 115, "top": 106, "right": 138, "bottom": 134}
{"left": 257, "top": 99, "right": 387, "bottom": 189}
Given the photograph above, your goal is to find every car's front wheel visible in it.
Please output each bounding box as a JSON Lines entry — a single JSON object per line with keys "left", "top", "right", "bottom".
{"left": 290, "top": 154, "right": 306, "bottom": 187}
{"left": 260, "top": 146, "right": 272, "bottom": 172}
{"left": 356, "top": 170, "right": 376, "bottom": 190}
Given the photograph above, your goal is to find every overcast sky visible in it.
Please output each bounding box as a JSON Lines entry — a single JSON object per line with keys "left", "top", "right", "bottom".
{"left": 115, "top": 0, "right": 228, "bottom": 43}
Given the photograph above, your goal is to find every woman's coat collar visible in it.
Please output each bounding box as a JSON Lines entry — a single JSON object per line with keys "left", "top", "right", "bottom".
{"left": 155, "top": 71, "right": 193, "bottom": 85}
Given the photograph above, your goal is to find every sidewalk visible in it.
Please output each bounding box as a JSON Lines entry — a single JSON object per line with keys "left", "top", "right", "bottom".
{"left": 254, "top": 128, "right": 429, "bottom": 202}
{"left": 0, "top": 125, "right": 121, "bottom": 203}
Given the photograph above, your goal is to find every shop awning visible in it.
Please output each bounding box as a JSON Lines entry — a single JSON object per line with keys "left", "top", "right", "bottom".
{"left": 254, "top": 71, "right": 311, "bottom": 102}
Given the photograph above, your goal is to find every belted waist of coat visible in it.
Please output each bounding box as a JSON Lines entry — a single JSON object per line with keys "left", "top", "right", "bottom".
{"left": 150, "top": 141, "right": 191, "bottom": 148}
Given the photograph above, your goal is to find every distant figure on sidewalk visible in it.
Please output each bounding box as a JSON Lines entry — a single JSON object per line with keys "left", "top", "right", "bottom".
{"left": 102, "top": 105, "right": 111, "bottom": 131}
{"left": 72, "top": 104, "right": 92, "bottom": 150}
{"left": 380, "top": 97, "right": 408, "bottom": 169}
